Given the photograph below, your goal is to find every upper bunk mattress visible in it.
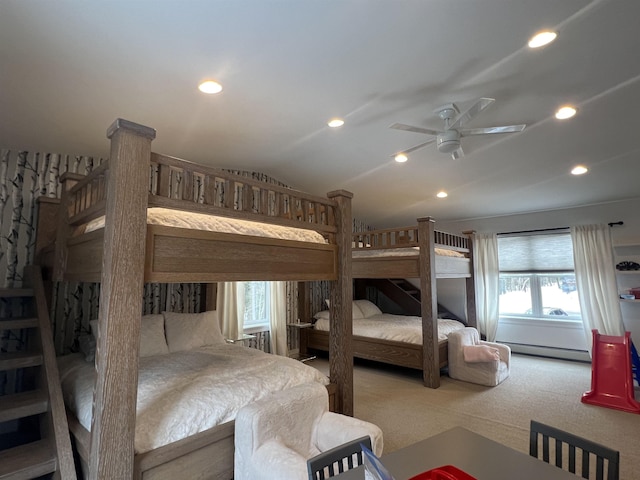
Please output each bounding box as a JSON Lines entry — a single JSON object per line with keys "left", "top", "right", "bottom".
{"left": 313, "top": 313, "right": 465, "bottom": 344}
{"left": 81, "top": 207, "right": 326, "bottom": 243}
{"left": 57, "top": 343, "right": 329, "bottom": 454}
{"left": 352, "top": 246, "right": 465, "bottom": 258}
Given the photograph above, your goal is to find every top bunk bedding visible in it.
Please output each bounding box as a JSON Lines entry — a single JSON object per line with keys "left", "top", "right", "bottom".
{"left": 351, "top": 221, "right": 473, "bottom": 279}
{"left": 58, "top": 343, "right": 329, "bottom": 454}
{"left": 78, "top": 207, "right": 327, "bottom": 243}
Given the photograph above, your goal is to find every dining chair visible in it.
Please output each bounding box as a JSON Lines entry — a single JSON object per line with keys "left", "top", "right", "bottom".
{"left": 529, "top": 420, "right": 619, "bottom": 480}
{"left": 307, "top": 435, "right": 372, "bottom": 480}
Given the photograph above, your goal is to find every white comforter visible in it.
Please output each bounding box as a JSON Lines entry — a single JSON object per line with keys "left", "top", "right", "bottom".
{"left": 313, "top": 314, "right": 464, "bottom": 344}
{"left": 81, "top": 207, "right": 326, "bottom": 243}
{"left": 57, "top": 344, "right": 329, "bottom": 453}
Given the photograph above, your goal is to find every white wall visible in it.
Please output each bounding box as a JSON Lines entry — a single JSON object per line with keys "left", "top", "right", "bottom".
{"left": 438, "top": 197, "right": 640, "bottom": 355}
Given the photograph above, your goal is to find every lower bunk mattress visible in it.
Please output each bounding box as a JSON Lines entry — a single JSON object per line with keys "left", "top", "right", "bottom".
{"left": 57, "top": 343, "right": 329, "bottom": 454}
{"left": 312, "top": 313, "right": 465, "bottom": 344}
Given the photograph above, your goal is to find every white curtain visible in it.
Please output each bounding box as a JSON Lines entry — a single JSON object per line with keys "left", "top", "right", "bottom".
{"left": 473, "top": 233, "right": 500, "bottom": 341}
{"left": 269, "top": 281, "right": 288, "bottom": 356}
{"left": 216, "top": 282, "right": 245, "bottom": 341}
{"left": 571, "top": 224, "right": 625, "bottom": 353}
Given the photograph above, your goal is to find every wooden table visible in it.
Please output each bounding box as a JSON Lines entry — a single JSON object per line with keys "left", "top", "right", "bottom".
{"left": 334, "top": 426, "right": 578, "bottom": 480}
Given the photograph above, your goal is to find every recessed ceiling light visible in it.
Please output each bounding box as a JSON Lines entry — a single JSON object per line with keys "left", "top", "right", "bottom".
{"left": 327, "top": 118, "right": 345, "bottom": 128}
{"left": 571, "top": 165, "right": 588, "bottom": 175}
{"left": 555, "top": 106, "right": 577, "bottom": 120}
{"left": 528, "top": 31, "right": 557, "bottom": 48}
{"left": 198, "top": 80, "right": 223, "bottom": 94}
{"left": 394, "top": 153, "right": 408, "bottom": 163}
{"left": 436, "top": 191, "right": 448, "bottom": 198}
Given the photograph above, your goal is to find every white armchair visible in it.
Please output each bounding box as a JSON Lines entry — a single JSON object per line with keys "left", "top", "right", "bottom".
{"left": 447, "top": 327, "right": 511, "bottom": 386}
{"left": 234, "top": 382, "right": 383, "bottom": 480}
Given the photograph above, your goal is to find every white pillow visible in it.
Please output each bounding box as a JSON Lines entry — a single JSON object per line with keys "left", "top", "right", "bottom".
{"left": 139, "top": 314, "right": 170, "bottom": 357}
{"left": 323, "top": 300, "right": 365, "bottom": 319}
{"left": 163, "top": 310, "right": 225, "bottom": 352}
{"left": 354, "top": 299, "right": 382, "bottom": 318}
{"left": 463, "top": 345, "right": 500, "bottom": 363}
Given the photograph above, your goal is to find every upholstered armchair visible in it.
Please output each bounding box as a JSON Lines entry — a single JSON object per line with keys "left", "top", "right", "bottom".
{"left": 234, "top": 382, "right": 383, "bottom": 480}
{"left": 447, "top": 327, "right": 511, "bottom": 386}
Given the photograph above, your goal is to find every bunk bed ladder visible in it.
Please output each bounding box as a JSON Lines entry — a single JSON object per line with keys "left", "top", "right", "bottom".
{"left": 0, "top": 266, "right": 76, "bottom": 480}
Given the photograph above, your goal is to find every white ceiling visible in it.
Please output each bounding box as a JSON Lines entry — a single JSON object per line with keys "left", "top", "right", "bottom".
{"left": 2, "top": 0, "right": 639, "bottom": 228}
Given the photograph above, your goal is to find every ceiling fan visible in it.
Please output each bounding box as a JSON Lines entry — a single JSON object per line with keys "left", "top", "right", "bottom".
{"left": 390, "top": 98, "right": 526, "bottom": 160}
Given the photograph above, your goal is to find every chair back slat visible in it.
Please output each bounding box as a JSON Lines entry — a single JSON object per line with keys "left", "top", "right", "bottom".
{"left": 308, "top": 436, "right": 372, "bottom": 480}
{"left": 529, "top": 420, "right": 619, "bottom": 480}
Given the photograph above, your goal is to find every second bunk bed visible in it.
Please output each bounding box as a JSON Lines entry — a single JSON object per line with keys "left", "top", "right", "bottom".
{"left": 301, "top": 219, "right": 477, "bottom": 389}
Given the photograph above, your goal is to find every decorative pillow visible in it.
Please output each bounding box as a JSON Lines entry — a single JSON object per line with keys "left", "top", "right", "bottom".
{"left": 353, "top": 299, "right": 382, "bottom": 318}
{"left": 139, "top": 314, "right": 170, "bottom": 357}
{"left": 463, "top": 345, "right": 500, "bottom": 363}
{"left": 163, "top": 310, "right": 225, "bottom": 352}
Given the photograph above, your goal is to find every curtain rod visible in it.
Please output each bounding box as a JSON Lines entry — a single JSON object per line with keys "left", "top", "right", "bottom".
{"left": 497, "top": 226, "right": 569, "bottom": 236}
{"left": 608, "top": 221, "right": 624, "bottom": 227}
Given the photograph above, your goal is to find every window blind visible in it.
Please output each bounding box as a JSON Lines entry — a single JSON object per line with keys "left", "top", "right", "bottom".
{"left": 498, "top": 232, "right": 574, "bottom": 272}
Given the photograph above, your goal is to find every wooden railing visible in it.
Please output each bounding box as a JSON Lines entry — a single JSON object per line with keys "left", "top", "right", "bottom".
{"left": 149, "top": 153, "right": 339, "bottom": 238}
{"left": 352, "top": 225, "right": 470, "bottom": 252}
{"left": 59, "top": 152, "right": 340, "bottom": 241}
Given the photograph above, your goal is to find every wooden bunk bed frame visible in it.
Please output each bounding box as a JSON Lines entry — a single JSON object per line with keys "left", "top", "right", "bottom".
{"left": 35, "top": 119, "right": 354, "bottom": 480}
{"left": 301, "top": 219, "right": 477, "bottom": 389}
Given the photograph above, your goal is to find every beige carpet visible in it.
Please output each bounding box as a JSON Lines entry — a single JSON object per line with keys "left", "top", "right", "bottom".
{"left": 309, "top": 354, "right": 640, "bottom": 480}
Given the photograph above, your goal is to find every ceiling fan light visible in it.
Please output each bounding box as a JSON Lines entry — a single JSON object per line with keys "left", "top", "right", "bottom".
{"left": 394, "top": 153, "right": 408, "bottom": 163}
{"left": 528, "top": 31, "right": 557, "bottom": 48}
{"left": 436, "top": 191, "right": 448, "bottom": 198}
{"left": 327, "top": 118, "right": 345, "bottom": 128}
{"left": 437, "top": 131, "right": 461, "bottom": 153}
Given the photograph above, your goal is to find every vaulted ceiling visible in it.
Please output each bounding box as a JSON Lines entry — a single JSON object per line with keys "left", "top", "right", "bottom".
{"left": 1, "top": 0, "right": 639, "bottom": 227}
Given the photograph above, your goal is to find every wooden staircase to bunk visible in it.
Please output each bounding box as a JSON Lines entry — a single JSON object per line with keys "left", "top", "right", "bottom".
{"left": 354, "top": 278, "right": 464, "bottom": 322}
{"left": 0, "top": 266, "right": 76, "bottom": 480}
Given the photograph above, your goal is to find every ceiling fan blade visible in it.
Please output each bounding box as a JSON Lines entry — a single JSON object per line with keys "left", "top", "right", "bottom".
{"left": 389, "top": 123, "right": 441, "bottom": 136}
{"left": 447, "top": 98, "right": 495, "bottom": 130}
{"left": 451, "top": 147, "right": 464, "bottom": 160}
{"left": 391, "top": 140, "right": 437, "bottom": 158}
{"left": 460, "top": 124, "right": 526, "bottom": 136}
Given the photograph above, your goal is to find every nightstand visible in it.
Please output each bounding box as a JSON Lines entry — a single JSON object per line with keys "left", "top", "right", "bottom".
{"left": 287, "top": 322, "right": 316, "bottom": 362}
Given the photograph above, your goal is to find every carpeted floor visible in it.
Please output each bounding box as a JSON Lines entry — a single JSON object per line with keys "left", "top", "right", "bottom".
{"left": 308, "top": 353, "right": 640, "bottom": 480}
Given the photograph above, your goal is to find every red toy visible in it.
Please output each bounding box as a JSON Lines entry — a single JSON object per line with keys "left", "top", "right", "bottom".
{"left": 582, "top": 330, "right": 640, "bottom": 414}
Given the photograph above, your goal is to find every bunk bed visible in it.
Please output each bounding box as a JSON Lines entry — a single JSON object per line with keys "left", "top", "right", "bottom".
{"left": 34, "top": 119, "right": 355, "bottom": 480}
{"left": 301, "top": 220, "right": 477, "bottom": 389}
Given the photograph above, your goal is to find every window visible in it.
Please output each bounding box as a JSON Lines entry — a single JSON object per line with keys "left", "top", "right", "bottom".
{"left": 498, "top": 232, "right": 581, "bottom": 320}
{"left": 243, "top": 281, "right": 271, "bottom": 330}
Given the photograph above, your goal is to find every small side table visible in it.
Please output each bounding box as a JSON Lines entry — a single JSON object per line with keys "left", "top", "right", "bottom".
{"left": 287, "top": 322, "right": 316, "bottom": 362}
{"left": 226, "top": 333, "right": 256, "bottom": 345}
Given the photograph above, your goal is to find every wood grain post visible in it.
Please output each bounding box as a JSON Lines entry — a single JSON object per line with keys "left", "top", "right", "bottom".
{"left": 327, "top": 190, "right": 354, "bottom": 415}
{"left": 418, "top": 217, "right": 439, "bottom": 388}
{"left": 53, "top": 174, "right": 80, "bottom": 282}
{"left": 463, "top": 230, "right": 477, "bottom": 329}
{"left": 89, "top": 119, "right": 155, "bottom": 480}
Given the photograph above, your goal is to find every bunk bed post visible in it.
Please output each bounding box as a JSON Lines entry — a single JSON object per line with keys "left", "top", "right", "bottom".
{"left": 89, "top": 119, "right": 156, "bottom": 480}
{"left": 53, "top": 173, "right": 83, "bottom": 281}
{"left": 326, "top": 189, "right": 354, "bottom": 415}
{"left": 418, "top": 217, "right": 440, "bottom": 388}
{"left": 463, "top": 230, "right": 477, "bottom": 329}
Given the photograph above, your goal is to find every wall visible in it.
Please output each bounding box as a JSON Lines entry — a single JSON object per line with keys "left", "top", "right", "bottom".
{"left": 438, "top": 197, "right": 640, "bottom": 358}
